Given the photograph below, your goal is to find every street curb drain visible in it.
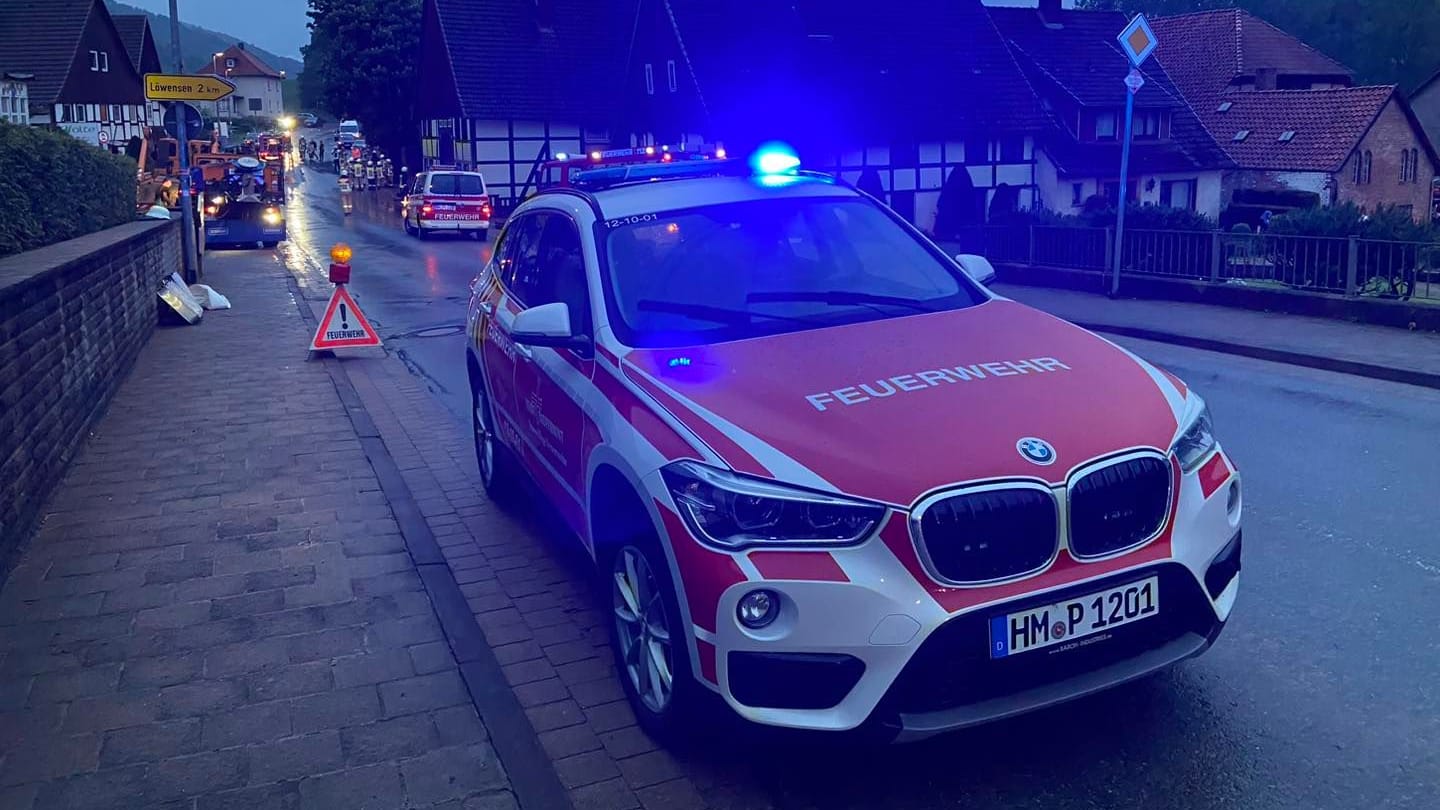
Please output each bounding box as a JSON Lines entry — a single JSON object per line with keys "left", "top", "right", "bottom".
{"left": 1083, "top": 322, "right": 1440, "bottom": 392}
{"left": 286, "top": 272, "right": 574, "bottom": 810}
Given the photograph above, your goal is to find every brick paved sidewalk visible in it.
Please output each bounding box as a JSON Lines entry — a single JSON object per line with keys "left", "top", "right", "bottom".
{"left": 328, "top": 311, "right": 768, "bottom": 810}
{"left": 0, "top": 252, "right": 514, "bottom": 809}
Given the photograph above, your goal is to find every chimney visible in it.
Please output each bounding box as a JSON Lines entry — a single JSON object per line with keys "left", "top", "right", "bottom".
{"left": 1255, "top": 67, "right": 1277, "bottom": 90}
{"left": 1038, "top": 0, "right": 1063, "bottom": 16}
{"left": 238, "top": 42, "right": 246, "bottom": 52}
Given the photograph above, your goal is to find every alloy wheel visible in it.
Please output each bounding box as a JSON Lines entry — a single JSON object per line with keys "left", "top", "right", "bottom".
{"left": 473, "top": 387, "right": 495, "bottom": 486}
{"left": 612, "top": 545, "right": 674, "bottom": 713}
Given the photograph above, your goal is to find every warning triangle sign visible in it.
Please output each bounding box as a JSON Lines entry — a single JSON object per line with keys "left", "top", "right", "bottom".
{"left": 311, "top": 285, "right": 382, "bottom": 350}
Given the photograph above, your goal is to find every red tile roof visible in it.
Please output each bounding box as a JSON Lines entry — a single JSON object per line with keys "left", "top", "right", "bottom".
{"left": 1151, "top": 9, "right": 1393, "bottom": 172}
{"left": 1152, "top": 8, "right": 1351, "bottom": 99}
{"left": 214, "top": 44, "right": 282, "bottom": 78}
{"left": 1210, "top": 86, "right": 1394, "bottom": 172}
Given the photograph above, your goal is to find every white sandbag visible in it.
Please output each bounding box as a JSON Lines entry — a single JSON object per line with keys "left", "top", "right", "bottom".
{"left": 189, "top": 284, "right": 232, "bottom": 310}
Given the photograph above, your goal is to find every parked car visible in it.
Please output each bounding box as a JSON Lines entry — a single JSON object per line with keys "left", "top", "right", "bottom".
{"left": 463, "top": 147, "right": 1244, "bottom": 742}
{"left": 299, "top": 113, "right": 320, "bottom": 128}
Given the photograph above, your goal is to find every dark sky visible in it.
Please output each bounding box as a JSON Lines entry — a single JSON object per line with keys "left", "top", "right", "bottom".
{"left": 125, "top": 0, "right": 309, "bottom": 58}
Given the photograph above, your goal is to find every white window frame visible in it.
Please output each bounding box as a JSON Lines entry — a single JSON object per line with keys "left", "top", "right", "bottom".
{"left": 89, "top": 50, "right": 100, "bottom": 71}
{"left": 644, "top": 63, "right": 654, "bottom": 95}
{"left": 667, "top": 60, "right": 677, "bottom": 92}
{"left": 99, "top": 52, "right": 109, "bottom": 72}
{"left": 226, "top": 58, "right": 236, "bottom": 68}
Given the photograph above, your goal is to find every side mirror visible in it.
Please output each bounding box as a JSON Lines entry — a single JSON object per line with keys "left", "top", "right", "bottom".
{"left": 955, "top": 253, "right": 998, "bottom": 287}
{"left": 510, "top": 302, "right": 590, "bottom": 353}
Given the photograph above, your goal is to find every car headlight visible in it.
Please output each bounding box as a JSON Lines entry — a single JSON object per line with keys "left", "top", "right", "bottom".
{"left": 262, "top": 208, "right": 283, "bottom": 225}
{"left": 1170, "top": 394, "right": 1216, "bottom": 473}
{"left": 661, "top": 461, "right": 885, "bottom": 549}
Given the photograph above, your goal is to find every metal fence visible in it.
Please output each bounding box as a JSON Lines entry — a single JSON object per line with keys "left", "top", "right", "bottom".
{"left": 964, "top": 225, "right": 1440, "bottom": 301}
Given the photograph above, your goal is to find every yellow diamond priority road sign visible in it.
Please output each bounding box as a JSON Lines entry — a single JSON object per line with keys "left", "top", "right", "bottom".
{"left": 144, "top": 73, "right": 236, "bottom": 102}
{"left": 1117, "top": 14, "right": 1159, "bottom": 67}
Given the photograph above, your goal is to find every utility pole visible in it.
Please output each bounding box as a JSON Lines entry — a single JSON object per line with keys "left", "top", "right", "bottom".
{"left": 167, "top": 0, "right": 198, "bottom": 283}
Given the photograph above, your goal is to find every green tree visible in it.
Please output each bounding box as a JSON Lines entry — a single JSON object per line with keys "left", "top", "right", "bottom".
{"left": 303, "top": 0, "right": 422, "bottom": 154}
{"left": 1080, "top": 0, "right": 1440, "bottom": 91}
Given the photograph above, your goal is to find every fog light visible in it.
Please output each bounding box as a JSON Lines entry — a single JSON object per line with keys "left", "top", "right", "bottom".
{"left": 737, "top": 590, "right": 779, "bottom": 629}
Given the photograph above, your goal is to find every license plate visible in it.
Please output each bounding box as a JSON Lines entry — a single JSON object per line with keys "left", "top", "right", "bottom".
{"left": 433, "top": 203, "right": 455, "bottom": 210}
{"left": 989, "top": 576, "right": 1159, "bottom": 658}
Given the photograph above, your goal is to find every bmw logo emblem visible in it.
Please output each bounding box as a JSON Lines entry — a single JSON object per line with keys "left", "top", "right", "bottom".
{"left": 1016, "top": 437, "right": 1057, "bottom": 466}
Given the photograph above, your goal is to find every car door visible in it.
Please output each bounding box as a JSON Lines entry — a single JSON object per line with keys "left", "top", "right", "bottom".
{"left": 405, "top": 173, "right": 425, "bottom": 225}
{"left": 510, "top": 211, "right": 594, "bottom": 534}
{"left": 475, "top": 213, "right": 541, "bottom": 455}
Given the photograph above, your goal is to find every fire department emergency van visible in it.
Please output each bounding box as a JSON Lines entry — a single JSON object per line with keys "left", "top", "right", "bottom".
{"left": 465, "top": 146, "right": 1243, "bottom": 741}
{"left": 403, "top": 168, "right": 492, "bottom": 240}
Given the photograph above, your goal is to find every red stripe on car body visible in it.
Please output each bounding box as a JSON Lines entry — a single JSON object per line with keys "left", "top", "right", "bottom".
{"left": 747, "top": 550, "right": 850, "bottom": 582}
{"left": 657, "top": 501, "right": 747, "bottom": 634}
{"left": 592, "top": 367, "right": 695, "bottom": 460}
{"left": 696, "top": 638, "right": 718, "bottom": 684}
{"left": 1198, "top": 452, "right": 1232, "bottom": 500}
{"left": 621, "top": 363, "right": 772, "bottom": 477}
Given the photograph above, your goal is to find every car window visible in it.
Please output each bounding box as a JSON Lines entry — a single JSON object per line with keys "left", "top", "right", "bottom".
{"left": 528, "top": 214, "right": 590, "bottom": 334}
{"left": 601, "top": 196, "right": 983, "bottom": 347}
{"left": 410, "top": 174, "right": 426, "bottom": 194}
{"left": 427, "top": 173, "right": 485, "bottom": 196}
{"left": 501, "top": 213, "right": 545, "bottom": 301}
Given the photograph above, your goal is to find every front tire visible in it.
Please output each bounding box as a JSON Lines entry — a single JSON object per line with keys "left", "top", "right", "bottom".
{"left": 471, "top": 377, "right": 520, "bottom": 505}
{"left": 606, "top": 536, "right": 700, "bottom": 741}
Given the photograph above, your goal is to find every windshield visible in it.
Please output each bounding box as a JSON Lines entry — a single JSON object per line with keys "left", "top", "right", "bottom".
{"left": 339, "top": 122, "right": 360, "bottom": 134}
{"left": 601, "top": 197, "right": 984, "bottom": 347}
{"left": 428, "top": 173, "right": 485, "bottom": 196}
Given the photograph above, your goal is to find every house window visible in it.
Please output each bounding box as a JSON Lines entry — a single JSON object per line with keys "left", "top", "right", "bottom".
{"left": 999, "top": 135, "right": 1025, "bottom": 162}
{"left": 667, "top": 60, "right": 677, "bottom": 92}
{"left": 1103, "top": 180, "right": 1138, "bottom": 201}
{"left": 226, "top": 58, "right": 235, "bottom": 68}
{"left": 1400, "top": 148, "right": 1419, "bottom": 184}
{"left": 644, "top": 63, "right": 654, "bottom": 95}
{"left": 1071, "top": 183, "right": 1083, "bottom": 206}
{"left": 1095, "top": 111, "right": 1117, "bottom": 140}
{"left": 964, "top": 136, "right": 989, "bottom": 163}
{"left": 1353, "top": 149, "right": 1376, "bottom": 183}
{"left": 100, "top": 52, "right": 108, "bottom": 72}
{"left": 89, "top": 50, "right": 100, "bottom": 71}
{"left": 1160, "top": 179, "right": 1198, "bottom": 210}
{"left": 1133, "top": 111, "right": 1160, "bottom": 140}
{"left": 248, "top": 97, "right": 262, "bottom": 112}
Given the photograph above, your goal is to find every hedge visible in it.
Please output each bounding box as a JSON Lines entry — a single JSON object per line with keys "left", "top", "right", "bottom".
{"left": 0, "top": 121, "right": 137, "bottom": 257}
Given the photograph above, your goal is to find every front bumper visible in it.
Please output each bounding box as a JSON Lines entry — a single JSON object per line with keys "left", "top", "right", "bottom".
{"left": 418, "top": 218, "right": 490, "bottom": 231}
{"left": 656, "top": 451, "right": 1243, "bottom": 739}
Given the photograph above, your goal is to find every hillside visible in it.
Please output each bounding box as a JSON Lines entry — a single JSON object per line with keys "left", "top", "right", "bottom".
{"left": 103, "top": 0, "right": 303, "bottom": 77}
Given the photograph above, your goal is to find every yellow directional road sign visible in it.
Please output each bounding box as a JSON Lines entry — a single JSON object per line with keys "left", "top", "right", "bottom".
{"left": 144, "top": 73, "right": 235, "bottom": 102}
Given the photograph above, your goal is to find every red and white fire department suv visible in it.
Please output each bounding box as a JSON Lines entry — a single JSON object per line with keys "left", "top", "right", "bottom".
{"left": 403, "top": 168, "right": 492, "bottom": 240}
{"left": 465, "top": 148, "right": 1242, "bottom": 741}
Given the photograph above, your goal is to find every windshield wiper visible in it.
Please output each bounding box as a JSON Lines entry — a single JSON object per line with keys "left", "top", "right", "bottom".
{"left": 746, "top": 290, "right": 939, "bottom": 313}
{"left": 636, "top": 299, "right": 817, "bottom": 325}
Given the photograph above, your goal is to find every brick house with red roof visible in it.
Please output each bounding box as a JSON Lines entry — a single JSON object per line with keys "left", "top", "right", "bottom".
{"left": 1153, "top": 9, "right": 1438, "bottom": 223}
{"left": 989, "top": 2, "right": 1232, "bottom": 219}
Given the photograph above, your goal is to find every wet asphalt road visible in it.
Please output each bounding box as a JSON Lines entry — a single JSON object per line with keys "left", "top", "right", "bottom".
{"left": 274, "top": 163, "right": 1440, "bottom": 809}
